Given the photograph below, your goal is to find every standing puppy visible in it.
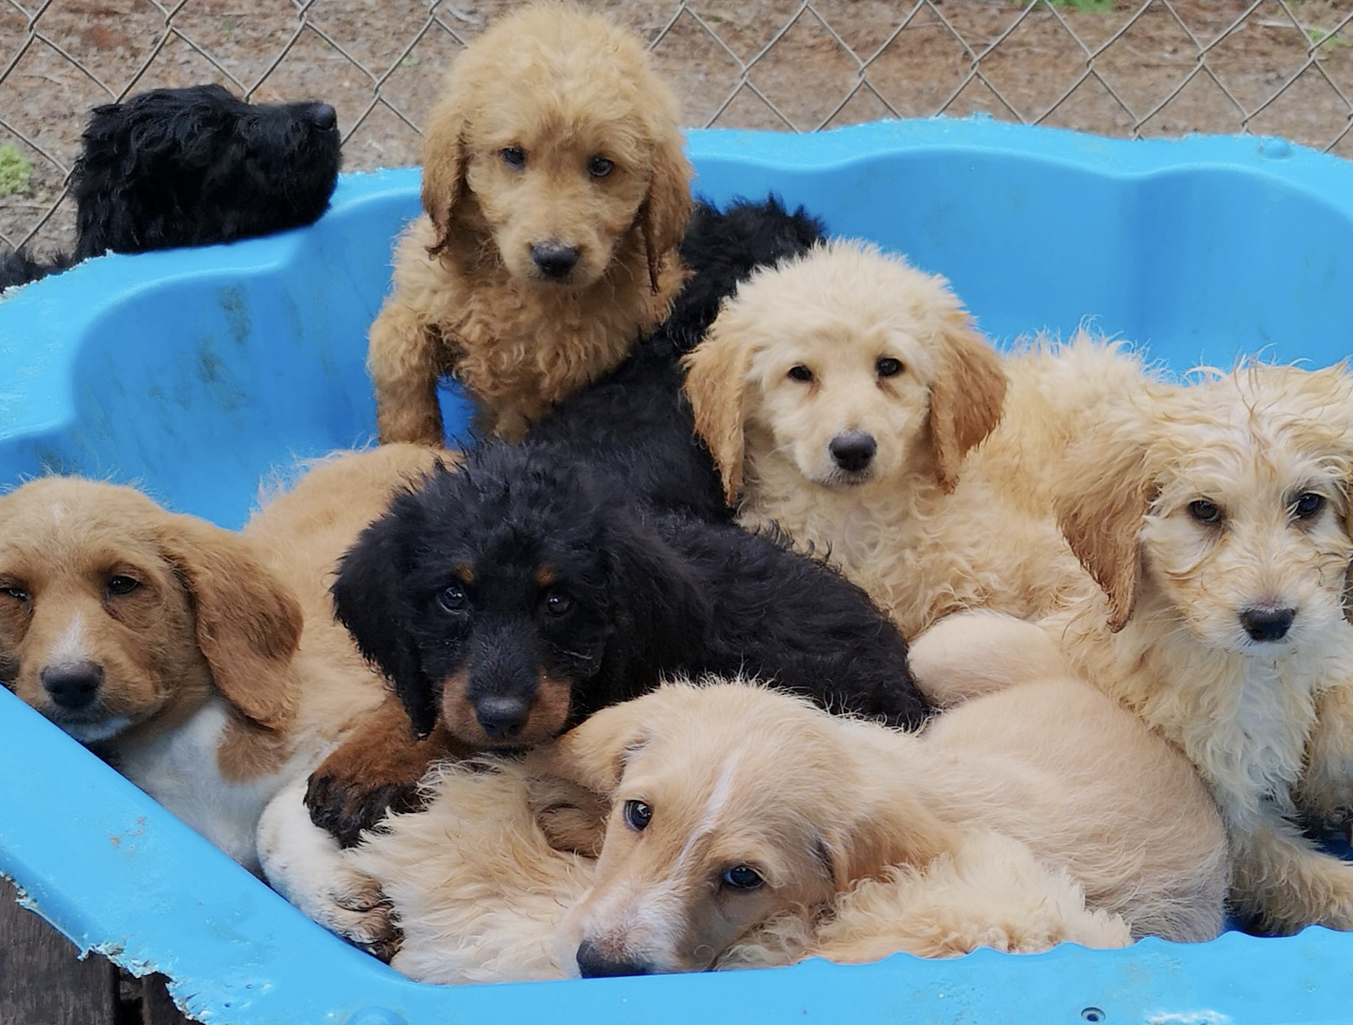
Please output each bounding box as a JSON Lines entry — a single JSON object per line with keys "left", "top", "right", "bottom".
{"left": 369, "top": 3, "right": 693, "bottom": 444}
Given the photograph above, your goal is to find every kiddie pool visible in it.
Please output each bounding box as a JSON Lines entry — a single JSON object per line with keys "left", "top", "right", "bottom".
{"left": 2, "top": 118, "right": 1353, "bottom": 1025}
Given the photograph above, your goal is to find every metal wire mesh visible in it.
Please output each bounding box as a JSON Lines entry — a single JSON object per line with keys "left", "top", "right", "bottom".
{"left": 4, "top": 0, "right": 1353, "bottom": 255}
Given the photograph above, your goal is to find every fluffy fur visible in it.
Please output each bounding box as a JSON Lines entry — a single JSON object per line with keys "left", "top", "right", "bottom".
{"left": 0, "top": 446, "right": 439, "bottom": 945}
{"left": 1028, "top": 362, "right": 1353, "bottom": 934}
{"left": 342, "top": 674, "right": 1226, "bottom": 983}
{"left": 305, "top": 441, "right": 929, "bottom": 849}
{"left": 525, "top": 195, "right": 826, "bottom": 522}
{"left": 1, "top": 84, "right": 341, "bottom": 292}
{"left": 368, "top": 3, "right": 693, "bottom": 445}
{"left": 683, "top": 240, "right": 1141, "bottom": 637}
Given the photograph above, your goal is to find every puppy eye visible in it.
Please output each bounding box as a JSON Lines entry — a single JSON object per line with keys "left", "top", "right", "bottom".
{"left": 543, "top": 588, "right": 574, "bottom": 617}
{"left": 1187, "top": 499, "right": 1223, "bottom": 526}
{"left": 500, "top": 146, "right": 526, "bottom": 170}
{"left": 105, "top": 575, "right": 140, "bottom": 597}
{"left": 876, "top": 357, "right": 903, "bottom": 378}
{"left": 439, "top": 583, "right": 469, "bottom": 612}
{"left": 787, "top": 365, "right": 814, "bottom": 384}
{"left": 1292, "top": 492, "right": 1326, "bottom": 520}
{"left": 624, "top": 799, "right": 652, "bottom": 831}
{"left": 0, "top": 583, "right": 29, "bottom": 603}
{"left": 721, "top": 864, "right": 764, "bottom": 891}
{"left": 587, "top": 156, "right": 614, "bottom": 179}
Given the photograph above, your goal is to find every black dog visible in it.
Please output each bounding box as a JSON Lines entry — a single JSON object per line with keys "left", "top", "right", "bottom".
{"left": 309, "top": 443, "right": 928, "bottom": 845}
{"left": 1, "top": 84, "right": 341, "bottom": 291}
{"left": 523, "top": 195, "right": 825, "bottom": 522}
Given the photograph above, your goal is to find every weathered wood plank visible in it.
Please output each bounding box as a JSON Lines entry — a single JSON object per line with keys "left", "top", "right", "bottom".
{"left": 0, "top": 876, "right": 117, "bottom": 1025}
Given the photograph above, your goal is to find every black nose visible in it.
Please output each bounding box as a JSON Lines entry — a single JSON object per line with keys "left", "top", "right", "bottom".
{"left": 530, "top": 242, "right": 579, "bottom": 280}
{"left": 576, "top": 939, "right": 655, "bottom": 978}
{"left": 1239, "top": 606, "right": 1296, "bottom": 642}
{"left": 309, "top": 103, "right": 338, "bottom": 131}
{"left": 475, "top": 695, "right": 530, "bottom": 739}
{"left": 829, "top": 431, "right": 877, "bottom": 473}
{"left": 41, "top": 661, "right": 104, "bottom": 709}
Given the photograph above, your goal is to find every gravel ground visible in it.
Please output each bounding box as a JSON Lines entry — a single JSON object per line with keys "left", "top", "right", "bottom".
{"left": 3, "top": 0, "right": 1353, "bottom": 256}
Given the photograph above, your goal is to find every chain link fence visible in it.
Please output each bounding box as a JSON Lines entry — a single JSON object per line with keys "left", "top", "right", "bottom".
{"left": 4, "top": 0, "right": 1353, "bottom": 256}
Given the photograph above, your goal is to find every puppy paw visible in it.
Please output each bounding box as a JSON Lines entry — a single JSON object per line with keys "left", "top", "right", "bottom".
{"left": 330, "top": 875, "right": 402, "bottom": 961}
{"left": 306, "top": 773, "right": 426, "bottom": 848}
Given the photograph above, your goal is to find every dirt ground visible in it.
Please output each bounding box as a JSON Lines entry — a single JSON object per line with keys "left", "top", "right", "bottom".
{"left": 4, "top": 0, "right": 1353, "bottom": 256}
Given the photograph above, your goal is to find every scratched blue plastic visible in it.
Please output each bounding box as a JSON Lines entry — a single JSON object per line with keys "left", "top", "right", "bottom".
{"left": 3, "top": 119, "right": 1353, "bottom": 1024}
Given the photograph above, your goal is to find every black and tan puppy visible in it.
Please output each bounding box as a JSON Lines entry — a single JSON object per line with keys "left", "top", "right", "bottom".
{"left": 308, "top": 443, "right": 928, "bottom": 846}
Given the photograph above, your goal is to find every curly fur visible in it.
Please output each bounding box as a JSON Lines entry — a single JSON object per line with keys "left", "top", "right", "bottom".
{"left": 305, "top": 440, "right": 928, "bottom": 854}
{"left": 368, "top": 3, "right": 693, "bottom": 444}
{"left": 524, "top": 194, "right": 826, "bottom": 522}
{"left": 683, "top": 241, "right": 1147, "bottom": 637}
{"left": 1031, "top": 362, "right": 1353, "bottom": 934}
{"left": 1, "top": 84, "right": 340, "bottom": 294}
{"left": 342, "top": 675, "right": 1225, "bottom": 983}
{"left": 72, "top": 84, "right": 341, "bottom": 259}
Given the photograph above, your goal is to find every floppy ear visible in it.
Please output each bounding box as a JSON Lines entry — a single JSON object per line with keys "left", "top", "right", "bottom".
{"left": 419, "top": 82, "right": 468, "bottom": 254}
{"left": 682, "top": 324, "right": 755, "bottom": 505}
{"left": 638, "top": 125, "right": 694, "bottom": 292}
{"left": 928, "top": 311, "right": 1007, "bottom": 492}
{"left": 1054, "top": 436, "right": 1154, "bottom": 632}
{"left": 542, "top": 699, "right": 650, "bottom": 796}
{"left": 818, "top": 791, "right": 961, "bottom": 893}
{"left": 331, "top": 500, "right": 439, "bottom": 738}
{"left": 155, "top": 514, "right": 301, "bottom": 731}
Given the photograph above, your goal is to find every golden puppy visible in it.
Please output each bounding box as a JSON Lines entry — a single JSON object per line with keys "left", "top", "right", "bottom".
{"left": 1033, "top": 362, "right": 1353, "bottom": 934}
{"left": 369, "top": 3, "right": 693, "bottom": 445}
{"left": 682, "top": 240, "right": 1146, "bottom": 637}
{"left": 0, "top": 445, "right": 442, "bottom": 946}
{"left": 342, "top": 674, "right": 1226, "bottom": 982}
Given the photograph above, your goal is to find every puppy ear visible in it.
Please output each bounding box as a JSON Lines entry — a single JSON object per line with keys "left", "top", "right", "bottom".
{"left": 155, "top": 515, "right": 301, "bottom": 730}
{"left": 419, "top": 85, "right": 468, "bottom": 254}
{"left": 682, "top": 325, "right": 754, "bottom": 505}
{"left": 1054, "top": 434, "right": 1154, "bottom": 632}
{"left": 638, "top": 125, "right": 694, "bottom": 292}
{"left": 928, "top": 311, "right": 1007, "bottom": 493}
{"left": 819, "top": 793, "right": 960, "bottom": 892}
{"left": 540, "top": 700, "right": 650, "bottom": 796}
{"left": 331, "top": 500, "right": 439, "bottom": 738}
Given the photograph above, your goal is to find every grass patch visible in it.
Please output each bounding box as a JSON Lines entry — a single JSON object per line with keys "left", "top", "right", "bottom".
{"left": 0, "top": 143, "right": 31, "bottom": 198}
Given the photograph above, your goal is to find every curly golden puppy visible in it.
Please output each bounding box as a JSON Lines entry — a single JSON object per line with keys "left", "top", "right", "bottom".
{"left": 1036, "top": 363, "right": 1353, "bottom": 934}
{"left": 682, "top": 240, "right": 1148, "bottom": 637}
{"left": 336, "top": 675, "right": 1225, "bottom": 983}
{"left": 369, "top": 3, "right": 693, "bottom": 445}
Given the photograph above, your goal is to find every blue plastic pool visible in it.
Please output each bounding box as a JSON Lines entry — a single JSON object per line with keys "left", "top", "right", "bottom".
{"left": 2, "top": 118, "right": 1353, "bottom": 1024}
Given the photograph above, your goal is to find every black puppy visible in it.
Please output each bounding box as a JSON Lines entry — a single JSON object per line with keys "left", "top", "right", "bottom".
{"left": 1, "top": 84, "right": 342, "bottom": 291}
{"left": 309, "top": 443, "right": 928, "bottom": 845}
{"left": 524, "top": 195, "right": 825, "bottom": 522}
{"left": 72, "top": 84, "right": 341, "bottom": 259}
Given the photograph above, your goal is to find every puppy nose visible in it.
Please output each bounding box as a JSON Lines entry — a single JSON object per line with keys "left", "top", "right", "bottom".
{"left": 1239, "top": 606, "right": 1296, "bottom": 642}
{"left": 309, "top": 103, "right": 337, "bottom": 131}
{"left": 475, "top": 695, "right": 530, "bottom": 738}
{"left": 576, "top": 939, "right": 655, "bottom": 978}
{"left": 530, "top": 242, "right": 579, "bottom": 280}
{"left": 41, "top": 661, "right": 104, "bottom": 709}
{"left": 829, "top": 431, "right": 877, "bottom": 473}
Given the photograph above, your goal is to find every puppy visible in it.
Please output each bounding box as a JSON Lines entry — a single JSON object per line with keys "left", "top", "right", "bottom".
{"left": 72, "top": 84, "right": 341, "bottom": 260}
{"left": 367, "top": 3, "right": 693, "bottom": 444}
{"left": 1031, "top": 362, "right": 1353, "bottom": 935}
{"left": 683, "top": 240, "right": 1141, "bottom": 637}
{"left": 341, "top": 674, "right": 1226, "bottom": 983}
{"left": 0, "top": 446, "right": 438, "bottom": 943}
{"left": 305, "top": 441, "right": 929, "bottom": 849}
{"left": 0, "top": 85, "right": 342, "bottom": 292}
